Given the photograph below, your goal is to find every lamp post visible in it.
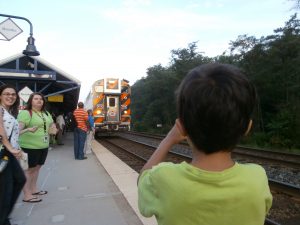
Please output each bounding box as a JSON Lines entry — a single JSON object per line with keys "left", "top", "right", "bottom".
{"left": 0, "top": 13, "right": 40, "bottom": 56}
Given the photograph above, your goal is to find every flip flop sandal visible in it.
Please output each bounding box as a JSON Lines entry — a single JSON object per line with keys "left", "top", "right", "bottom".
{"left": 32, "top": 190, "right": 48, "bottom": 195}
{"left": 23, "top": 197, "right": 42, "bottom": 203}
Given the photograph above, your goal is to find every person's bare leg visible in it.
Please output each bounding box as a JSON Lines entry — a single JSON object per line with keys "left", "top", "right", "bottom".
{"left": 23, "top": 167, "right": 40, "bottom": 201}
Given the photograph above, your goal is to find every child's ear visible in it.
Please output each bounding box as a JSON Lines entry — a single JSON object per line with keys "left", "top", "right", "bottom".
{"left": 175, "top": 119, "right": 187, "bottom": 136}
{"left": 244, "top": 119, "right": 253, "bottom": 136}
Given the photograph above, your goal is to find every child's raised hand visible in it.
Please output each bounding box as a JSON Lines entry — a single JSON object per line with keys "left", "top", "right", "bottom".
{"left": 165, "top": 120, "right": 186, "bottom": 144}
{"left": 139, "top": 119, "right": 187, "bottom": 173}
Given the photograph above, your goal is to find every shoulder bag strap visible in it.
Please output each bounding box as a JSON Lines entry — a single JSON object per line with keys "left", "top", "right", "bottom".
{"left": 1, "top": 107, "right": 13, "bottom": 140}
{"left": 0, "top": 107, "right": 14, "bottom": 155}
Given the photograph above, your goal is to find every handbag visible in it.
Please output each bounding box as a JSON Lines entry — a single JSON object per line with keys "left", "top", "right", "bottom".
{"left": 19, "top": 151, "right": 28, "bottom": 170}
{"left": 0, "top": 129, "right": 13, "bottom": 173}
{"left": 0, "top": 147, "right": 9, "bottom": 173}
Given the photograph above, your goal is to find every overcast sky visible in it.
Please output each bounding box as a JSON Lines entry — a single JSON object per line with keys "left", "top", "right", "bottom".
{"left": 0, "top": 0, "right": 296, "bottom": 100}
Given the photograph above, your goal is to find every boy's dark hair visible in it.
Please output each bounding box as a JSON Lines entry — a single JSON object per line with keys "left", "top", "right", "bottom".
{"left": 176, "top": 63, "right": 257, "bottom": 154}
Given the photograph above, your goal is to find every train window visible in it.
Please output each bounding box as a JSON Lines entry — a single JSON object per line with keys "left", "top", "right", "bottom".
{"left": 109, "top": 98, "right": 115, "bottom": 107}
{"left": 106, "top": 79, "right": 119, "bottom": 90}
{"left": 95, "top": 85, "right": 103, "bottom": 92}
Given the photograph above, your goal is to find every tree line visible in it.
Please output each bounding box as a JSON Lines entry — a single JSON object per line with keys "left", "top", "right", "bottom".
{"left": 131, "top": 14, "right": 300, "bottom": 151}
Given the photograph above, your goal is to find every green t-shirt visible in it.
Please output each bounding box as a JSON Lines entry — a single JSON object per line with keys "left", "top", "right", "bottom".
{"left": 138, "top": 162, "right": 272, "bottom": 225}
{"left": 18, "top": 110, "right": 53, "bottom": 149}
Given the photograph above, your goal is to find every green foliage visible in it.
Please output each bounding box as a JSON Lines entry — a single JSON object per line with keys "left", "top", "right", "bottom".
{"left": 266, "top": 108, "right": 299, "bottom": 148}
{"left": 228, "top": 14, "right": 300, "bottom": 149}
{"left": 131, "top": 42, "right": 209, "bottom": 134}
{"left": 131, "top": 14, "right": 300, "bottom": 151}
{"left": 170, "top": 42, "right": 212, "bottom": 80}
{"left": 240, "top": 132, "right": 270, "bottom": 148}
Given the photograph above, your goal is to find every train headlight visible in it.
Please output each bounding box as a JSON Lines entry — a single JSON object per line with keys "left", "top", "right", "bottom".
{"left": 96, "top": 110, "right": 101, "bottom": 114}
{"left": 124, "top": 110, "right": 127, "bottom": 114}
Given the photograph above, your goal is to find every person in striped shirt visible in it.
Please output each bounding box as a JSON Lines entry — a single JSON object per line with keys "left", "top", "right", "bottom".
{"left": 73, "top": 102, "right": 88, "bottom": 160}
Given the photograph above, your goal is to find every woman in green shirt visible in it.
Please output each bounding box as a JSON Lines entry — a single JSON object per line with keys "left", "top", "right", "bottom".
{"left": 18, "top": 93, "right": 53, "bottom": 203}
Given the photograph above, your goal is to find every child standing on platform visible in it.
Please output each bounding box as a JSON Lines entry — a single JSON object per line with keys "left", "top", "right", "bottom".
{"left": 138, "top": 63, "right": 272, "bottom": 225}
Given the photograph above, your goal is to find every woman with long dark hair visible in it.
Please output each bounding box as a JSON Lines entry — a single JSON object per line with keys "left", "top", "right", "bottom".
{"left": 18, "top": 92, "right": 54, "bottom": 203}
{"left": 0, "top": 84, "right": 26, "bottom": 225}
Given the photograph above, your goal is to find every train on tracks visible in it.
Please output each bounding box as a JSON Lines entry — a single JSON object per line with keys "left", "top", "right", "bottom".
{"left": 84, "top": 78, "right": 131, "bottom": 135}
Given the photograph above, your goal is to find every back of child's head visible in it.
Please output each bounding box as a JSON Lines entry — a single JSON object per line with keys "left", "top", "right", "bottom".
{"left": 176, "top": 63, "right": 257, "bottom": 154}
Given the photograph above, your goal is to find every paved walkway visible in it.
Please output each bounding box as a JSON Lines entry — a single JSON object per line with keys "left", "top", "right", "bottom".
{"left": 10, "top": 132, "right": 149, "bottom": 225}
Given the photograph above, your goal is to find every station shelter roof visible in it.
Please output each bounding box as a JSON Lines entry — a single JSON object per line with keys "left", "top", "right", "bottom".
{"left": 0, "top": 53, "right": 81, "bottom": 115}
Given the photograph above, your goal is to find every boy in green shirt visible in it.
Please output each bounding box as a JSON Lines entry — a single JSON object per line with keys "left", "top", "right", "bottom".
{"left": 138, "top": 63, "right": 272, "bottom": 225}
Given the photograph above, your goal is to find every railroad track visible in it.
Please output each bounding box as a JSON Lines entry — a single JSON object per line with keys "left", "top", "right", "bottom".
{"left": 103, "top": 135, "right": 300, "bottom": 198}
{"left": 98, "top": 138, "right": 191, "bottom": 175}
{"left": 127, "top": 131, "right": 300, "bottom": 168}
{"left": 122, "top": 131, "right": 300, "bottom": 188}
{"left": 233, "top": 147, "right": 300, "bottom": 168}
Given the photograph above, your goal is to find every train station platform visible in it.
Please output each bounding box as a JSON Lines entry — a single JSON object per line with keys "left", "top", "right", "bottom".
{"left": 10, "top": 133, "right": 156, "bottom": 225}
